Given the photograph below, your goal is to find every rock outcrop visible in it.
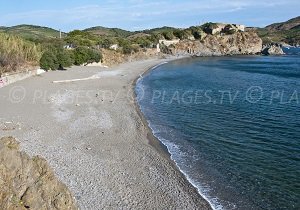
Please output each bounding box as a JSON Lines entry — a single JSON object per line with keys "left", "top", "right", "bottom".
{"left": 0, "top": 137, "right": 78, "bottom": 210}
{"left": 261, "top": 43, "right": 285, "bottom": 55}
{"left": 169, "top": 31, "right": 263, "bottom": 56}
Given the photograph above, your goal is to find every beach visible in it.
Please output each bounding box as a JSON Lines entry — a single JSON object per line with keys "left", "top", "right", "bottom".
{"left": 0, "top": 59, "right": 211, "bottom": 209}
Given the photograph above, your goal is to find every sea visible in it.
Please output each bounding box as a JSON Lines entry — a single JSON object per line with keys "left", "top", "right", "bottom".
{"left": 136, "top": 47, "right": 300, "bottom": 210}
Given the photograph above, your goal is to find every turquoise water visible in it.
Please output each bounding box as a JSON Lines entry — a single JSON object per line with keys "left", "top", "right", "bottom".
{"left": 136, "top": 49, "right": 300, "bottom": 210}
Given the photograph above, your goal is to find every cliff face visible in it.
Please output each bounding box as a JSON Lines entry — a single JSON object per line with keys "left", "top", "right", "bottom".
{"left": 101, "top": 48, "right": 161, "bottom": 66}
{"left": 170, "top": 31, "right": 262, "bottom": 56}
{"left": 0, "top": 137, "right": 78, "bottom": 210}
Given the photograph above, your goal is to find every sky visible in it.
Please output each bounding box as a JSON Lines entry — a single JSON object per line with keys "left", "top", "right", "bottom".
{"left": 0, "top": 0, "right": 299, "bottom": 32}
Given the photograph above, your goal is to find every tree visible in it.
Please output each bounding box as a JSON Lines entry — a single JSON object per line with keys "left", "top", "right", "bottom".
{"left": 162, "top": 31, "right": 175, "bottom": 40}
{"left": 122, "top": 44, "right": 134, "bottom": 54}
{"left": 133, "top": 37, "right": 152, "bottom": 48}
{"left": 99, "top": 38, "right": 114, "bottom": 49}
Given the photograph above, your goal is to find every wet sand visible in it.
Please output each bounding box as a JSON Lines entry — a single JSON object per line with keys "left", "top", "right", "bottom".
{"left": 0, "top": 59, "right": 212, "bottom": 209}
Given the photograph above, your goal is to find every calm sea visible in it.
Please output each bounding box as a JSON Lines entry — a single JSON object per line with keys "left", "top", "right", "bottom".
{"left": 136, "top": 48, "right": 300, "bottom": 210}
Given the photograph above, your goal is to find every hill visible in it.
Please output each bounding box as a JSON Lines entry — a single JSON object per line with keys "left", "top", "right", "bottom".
{"left": 0, "top": 24, "right": 64, "bottom": 41}
{"left": 266, "top": 16, "right": 300, "bottom": 31}
{"left": 84, "top": 26, "right": 180, "bottom": 38}
{"left": 84, "top": 26, "right": 133, "bottom": 38}
{"left": 141, "top": 26, "right": 178, "bottom": 34}
{"left": 255, "top": 16, "right": 300, "bottom": 46}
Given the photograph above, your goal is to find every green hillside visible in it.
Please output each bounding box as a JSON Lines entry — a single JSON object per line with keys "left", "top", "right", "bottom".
{"left": 266, "top": 16, "right": 300, "bottom": 31}
{"left": 141, "top": 26, "right": 178, "bottom": 35}
{"left": 84, "top": 26, "right": 133, "bottom": 38}
{"left": 255, "top": 16, "right": 300, "bottom": 46}
{"left": 0, "top": 25, "right": 65, "bottom": 42}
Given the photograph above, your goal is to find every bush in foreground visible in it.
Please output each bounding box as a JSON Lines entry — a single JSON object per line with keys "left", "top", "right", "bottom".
{"left": 74, "top": 47, "right": 102, "bottom": 65}
{"left": 40, "top": 47, "right": 102, "bottom": 70}
{"left": 57, "top": 50, "right": 74, "bottom": 69}
{"left": 39, "top": 51, "right": 59, "bottom": 71}
{"left": 40, "top": 49, "right": 74, "bottom": 71}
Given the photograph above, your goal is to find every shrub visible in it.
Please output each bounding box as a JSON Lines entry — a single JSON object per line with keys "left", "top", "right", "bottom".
{"left": 159, "top": 43, "right": 172, "bottom": 54}
{"left": 74, "top": 47, "right": 102, "bottom": 65}
{"left": 122, "top": 44, "right": 134, "bottom": 54}
{"left": 87, "top": 49, "right": 101, "bottom": 63}
{"left": 74, "top": 47, "right": 89, "bottom": 65}
{"left": 40, "top": 49, "right": 75, "bottom": 70}
{"left": 99, "top": 38, "right": 114, "bottom": 49}
{"left": 40, "top": 51, "right": 59, "bottom": 70}
{"left": 162, "top": 31, "right": 175, "bottom": 40}
{"left": 133, "top": 37, "right": 152, "bottom": 48}
{"left": 57, "top": 50, "right": 74, "bottom": 69}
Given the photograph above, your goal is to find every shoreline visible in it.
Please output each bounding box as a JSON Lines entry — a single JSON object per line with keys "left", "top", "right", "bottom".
{"left": 0, "top": 58, "right": 211, "bottom": 209}
{"left": 132, "top": 58, "right": 216, "bottom": 210}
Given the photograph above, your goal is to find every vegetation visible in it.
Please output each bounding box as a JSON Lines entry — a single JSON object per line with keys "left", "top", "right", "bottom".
{"left": 2, "top": 16, "right": 298, "bottom": 74}
{"left": 256, "top": 27, "right": 300, "bottom": 45}
{"left": 57, "top": 50, "right": 74, "bottom": 68}
{"left": 0, "top": 22, "right": 228, "bottom": 73}
{"left": 65, "top": 30, "right": 99, "bottom": 47}
{"left": 187, "top": 26, "right": 205, "bottom": 39}
{"left": 0, "top": 33, "right": 42, "bottom": 74}
{"left": 40, "top": 47, "right": 102, "bottom": 70}
{"left": 141, "top": 26, "right": 177, "bottom": 35}
{"left": 40, "top": 51, "right": 59, "bottom": 70}
{"left": 0, "top": 25, "right": 64, "bottom": 43}
{"left": 73, "top": 47, "right": 102, "bottom": 65}
{"left": 84, "top": 26, "right": 133, "bottom": 38}
{"left": 254, "top": 16, "right": 300, "bottom": 45}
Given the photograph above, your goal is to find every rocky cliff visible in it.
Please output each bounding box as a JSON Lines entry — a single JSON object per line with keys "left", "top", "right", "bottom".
{"left": 0, "top": 137, "right": 78, "bottom": 210}
{"left": 169, "top": 31, "right": 262, "bottom": 56}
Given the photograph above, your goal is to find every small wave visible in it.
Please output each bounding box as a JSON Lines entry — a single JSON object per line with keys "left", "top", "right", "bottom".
{"left": 145, "top": 120, "right": 224, "bottom": 210}
{"left": 150, "top": 61, "right": 169, "bottom": 70}
{"left": 135, "top": 60, "right": 223, "bottom": 209}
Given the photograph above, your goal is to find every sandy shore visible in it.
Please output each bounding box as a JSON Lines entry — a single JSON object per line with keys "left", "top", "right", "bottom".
{"left": 0, "top": 59, "right": 211, "bottom": 209}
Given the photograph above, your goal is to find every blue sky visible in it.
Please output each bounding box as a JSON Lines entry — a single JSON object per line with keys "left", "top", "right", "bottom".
{"left": 0, "top": 0, "right": 299, "bottom": 32}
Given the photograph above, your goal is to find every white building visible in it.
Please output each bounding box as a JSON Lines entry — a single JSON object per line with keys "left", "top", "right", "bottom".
{"left": 109, "top": 44, "right": 119, "bottom": 50}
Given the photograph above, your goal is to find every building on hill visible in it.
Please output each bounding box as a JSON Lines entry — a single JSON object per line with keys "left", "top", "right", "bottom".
{"left": 235, "top": 24, "right": 245, "bottom": 32}
{"left": 203, "top": 23, "right": 245, "bottom": 35}
{"left": 109, "top": 44, "right": 119, "bottom": 50}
